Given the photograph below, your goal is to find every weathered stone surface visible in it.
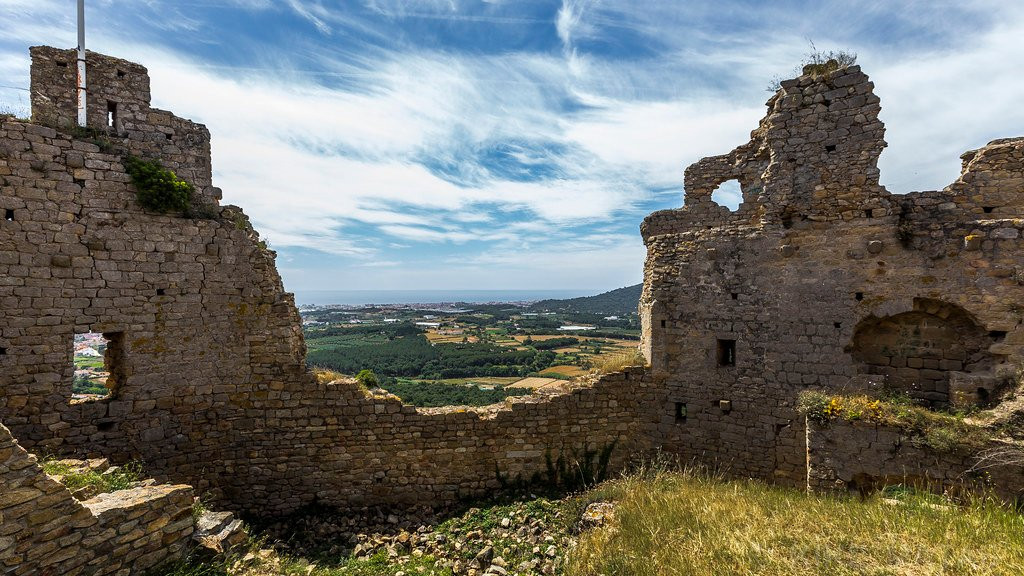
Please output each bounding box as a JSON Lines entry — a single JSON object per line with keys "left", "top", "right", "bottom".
{"left": 806, "top": 419, "right": 1024, "bottom": 500}
{"left": 0, "top": 423, "right": 195, "bottom": 575}
{"left": 193, "top": 510, "right": 247, "bottom": 555}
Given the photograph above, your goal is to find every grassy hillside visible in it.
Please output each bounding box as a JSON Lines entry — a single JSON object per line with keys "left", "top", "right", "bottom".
{"left": 569, "top": 468, "right": 1024, "bottom": 576}
{"left": 527, "top": 283, "right": 641, "bottom": 316}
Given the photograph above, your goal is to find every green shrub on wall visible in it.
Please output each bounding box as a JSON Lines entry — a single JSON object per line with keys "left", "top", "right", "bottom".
{"left": 123, "top": 156, "right": 194, "bottom": 213}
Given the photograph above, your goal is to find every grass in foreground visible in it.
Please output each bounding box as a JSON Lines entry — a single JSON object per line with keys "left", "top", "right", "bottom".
{"left": 157, "top": 466, "right": 1024, "bottom": 576}
{"left": 567, "top": 467, "right": 1024, "bottom": 576}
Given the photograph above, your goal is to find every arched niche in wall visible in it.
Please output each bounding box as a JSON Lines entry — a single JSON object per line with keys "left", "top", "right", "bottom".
{"left": 849, "top": 299, "right": 997, "bottom": 406}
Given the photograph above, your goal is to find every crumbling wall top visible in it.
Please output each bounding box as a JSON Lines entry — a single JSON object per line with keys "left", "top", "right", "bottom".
{"left": 28, "top": 46, "right": 220, "bottom": 205}
{"left": 645, "top": 65, "right": 893, "bottom": 238}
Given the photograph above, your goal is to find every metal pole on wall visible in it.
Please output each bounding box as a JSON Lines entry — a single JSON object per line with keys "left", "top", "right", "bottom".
{"left": 76, "top": 0, "right": 87, "bottom": 127}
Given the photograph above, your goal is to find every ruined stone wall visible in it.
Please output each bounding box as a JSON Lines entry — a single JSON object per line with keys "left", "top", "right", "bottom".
{"left": 1, "top": 47, "right": 661, "bottom": 517}
{"left": 221, "top": 368, "right": 659, "bottom": 514}
{"left": 641, "top": 65, "right": 1024, "bottom": 487}
{"left": 30, "top": 47, "right": 219, "bottom": 206}
{"left": 806, "top": 418, "right": 1024, "bottom": 501}
{"left": 0, "top": 423, "right": 195, "bottom": 575}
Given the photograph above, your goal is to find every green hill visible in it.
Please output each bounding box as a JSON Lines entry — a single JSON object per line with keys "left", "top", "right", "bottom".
{"left": 527, "top": 283, "right": 641, "bottom": 316}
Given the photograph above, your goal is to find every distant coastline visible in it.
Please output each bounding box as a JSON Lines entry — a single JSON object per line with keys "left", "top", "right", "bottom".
{"left": 293, "top": 289, "right": 594, "bottom": 307}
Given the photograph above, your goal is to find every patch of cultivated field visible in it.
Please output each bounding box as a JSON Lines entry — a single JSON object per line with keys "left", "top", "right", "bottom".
{"left": 539, "top": 365, "right": 586, "bottom": 377}
{"left": 424, "top": 331, "right": 475, "bottom": 344}
{"left": 507, "top": 377, "right": 565, "bottom": 390}
{"left": 511, "top": 334, "right": 574, "bottom": 342}
{"left": 436, "top": 376, "right": 521, "bottom": 387}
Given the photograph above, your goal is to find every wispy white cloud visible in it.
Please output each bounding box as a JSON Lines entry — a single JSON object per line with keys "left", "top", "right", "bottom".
{"left": 3, "top": 1, "right": 1024, "bottom": 292}
{"left": 284, "top": 0, "right": 331, "bottom": 35}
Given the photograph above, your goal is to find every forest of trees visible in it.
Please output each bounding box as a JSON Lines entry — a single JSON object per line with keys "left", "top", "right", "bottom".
{"left": 307, "top": 332, "right": 560, "bottom": 379}
{"left": 380, "top": 380, "right": 529, "bottom": 407}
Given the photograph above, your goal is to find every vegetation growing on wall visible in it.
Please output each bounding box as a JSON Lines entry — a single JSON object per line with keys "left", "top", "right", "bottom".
{"left": 767, "top": 41, "right": 858, "bottom": 92}
{"left": 123, "top": 155, "right": 194, "bottom": 213}
{"left": 797, "top": 391, "right": 991, "bottom": 453}
{"left": 42, "top": 458, "right": 142, "bottom": 494}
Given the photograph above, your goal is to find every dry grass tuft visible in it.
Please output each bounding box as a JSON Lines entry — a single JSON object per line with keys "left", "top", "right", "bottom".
{"left": 311, "top": 366, "right": 346, "bottom": 384}
{"left": 566, "top": 467, "right": 1024, "bottom": 576}
{"left": 589, "top": 348, "right": 646, "bottom": 375}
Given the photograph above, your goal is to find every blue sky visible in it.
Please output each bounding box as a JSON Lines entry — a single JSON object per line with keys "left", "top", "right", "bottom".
{"left": 1, "top": 1, "right": 1023, "bottom": 292}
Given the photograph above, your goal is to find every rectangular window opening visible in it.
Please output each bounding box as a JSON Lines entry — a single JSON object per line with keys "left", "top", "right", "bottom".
{"left": 674, "top": 402, "right": 687, "bottom": 423}
{"left": 72, "top": 331, "right": 125, "bottom": 401}
{"left": 0, "top": 346, "right": 7, "bottom": 355}
{"left": 4, "top": 209, "right": 13, "bottom": 221}
{"left": 717, "top": 339, "right": 736, "bottom": 367}
{"left": 106, "top": 101, "right": 118, "bottom": 129}
{"left": 660, "top": 319, "right": 666, "bottom": 328}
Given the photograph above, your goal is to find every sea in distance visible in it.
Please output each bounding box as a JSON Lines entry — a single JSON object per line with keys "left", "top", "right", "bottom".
{"left": 293, "top": 289, "right": 593, "bottom": 307}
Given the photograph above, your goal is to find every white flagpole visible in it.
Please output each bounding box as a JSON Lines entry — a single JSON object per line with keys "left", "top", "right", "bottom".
{"left": 76, "top": 0, "right": 87, "bottom": 127}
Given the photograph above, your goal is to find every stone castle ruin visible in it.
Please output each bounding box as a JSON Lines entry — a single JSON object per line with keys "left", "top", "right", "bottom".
{"left": 2, "top": 47, "right": 1024, "bottom": 573}
{"left": 640, "top": 64, "right": 1024, "bottom": 490}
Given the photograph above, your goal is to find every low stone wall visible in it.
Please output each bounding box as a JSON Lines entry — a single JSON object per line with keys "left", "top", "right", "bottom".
{"left": 210, "top": 366, "right": 661, "bottom": 516}
{"left": 805, "top": 418, "right": 1024, "bottom": 501}
{"left": 0, "top": 422, "right": 194, "bottom": 575}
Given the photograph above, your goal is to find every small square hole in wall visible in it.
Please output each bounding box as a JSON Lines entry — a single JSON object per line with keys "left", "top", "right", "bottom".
{"left": 864, "top": 209, "right": 873, "bottom": 218}
{"left": 855, "top": 292, "right": 864, "bottom": 301}
{"left": 983, "top": 206, "right": 995, "bottom": 214}
{"left": 4, "top": 209, "right": 13, "bottom": 221}
{"left": 834, "top": 322, "right": 842, "bottom": 329}
{"left": 731, "top": 293, "right": 738, "bottom": 300}
{"left": 674, "top": 402, "right": 687, "bottom": 423}
{"left": 825, "top": 144, "right": 837, "bottom": 152}
{"left": 116, "top": 69, "right": 126, "bottom": 78}
{"left": 55, "top": 61, "right": 67, "bottom": 68}
{"left": 716, "top": 339, "right": 736, "bottom": 367}
{"left": 660, "top": 319, "right": 666, "bottom": 328}
{"left": 164, "top": 133, "right": 173, "bottom": 140}
{"left": 156, "top": 288, "right": 165, "bottom": 296}
{"left": 0, "top": 347, "right": 7, "bottom": 355}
